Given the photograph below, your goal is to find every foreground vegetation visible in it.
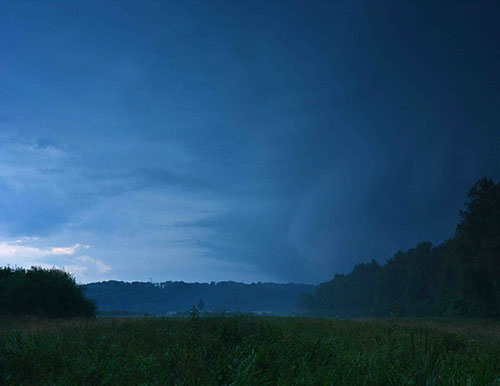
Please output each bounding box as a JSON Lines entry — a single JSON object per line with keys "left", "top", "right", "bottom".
{"left": 2, "top": 316, "right": 500, "bottom": 385}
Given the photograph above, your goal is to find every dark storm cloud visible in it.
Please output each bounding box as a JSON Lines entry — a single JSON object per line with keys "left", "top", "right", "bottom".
{"left": 173, "top": 211, "right": 311, "bottom": 281}
{"left": 131, "top": 168, "right": 218, "bottom": 192}
{"left": 0, "top": 1, "right": 498, "bottom": 282}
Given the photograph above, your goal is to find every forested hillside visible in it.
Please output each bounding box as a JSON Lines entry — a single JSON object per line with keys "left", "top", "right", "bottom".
{"left": 300, "top": 177, "right": 500, "bottom": 318}
{"left": 84, "top": 280, "right": 314, "bottom": 315}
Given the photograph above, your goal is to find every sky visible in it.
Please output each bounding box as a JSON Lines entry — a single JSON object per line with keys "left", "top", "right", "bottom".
{"left": 0, "top": 0, "right": 499, "bottom": 284}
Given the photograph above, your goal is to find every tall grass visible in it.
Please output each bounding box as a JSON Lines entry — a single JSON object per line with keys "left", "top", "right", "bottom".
{"left": 1, "top": 316, "right": 500, "bottom": 385}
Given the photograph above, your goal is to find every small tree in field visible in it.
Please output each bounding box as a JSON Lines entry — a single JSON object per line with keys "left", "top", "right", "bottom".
{"left": 197, "top": 298, "right": 205, "bottom": 312}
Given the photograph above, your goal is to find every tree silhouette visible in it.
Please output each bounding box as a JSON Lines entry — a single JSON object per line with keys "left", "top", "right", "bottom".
{"left": 0, "top": 266, "right": 96, "bottom": 318}
{"left": 197, "top": 298, "right": 205, "bottom": 312}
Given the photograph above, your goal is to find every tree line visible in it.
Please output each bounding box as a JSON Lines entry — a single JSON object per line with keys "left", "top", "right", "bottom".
{"left": 84, "top": 280, "right": 314, "bottom": 315}
{"left": 299, "top": 177, "right": 500, "bottom": 318}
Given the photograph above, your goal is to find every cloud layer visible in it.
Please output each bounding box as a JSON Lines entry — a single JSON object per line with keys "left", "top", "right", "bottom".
{"left": 0, "top": 1, "right": 498, "bottom": 283}
{"left": 0, "top": 239, "right": 109, "bottom": 282}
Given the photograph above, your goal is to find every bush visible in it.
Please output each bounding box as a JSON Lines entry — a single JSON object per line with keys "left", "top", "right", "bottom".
{"left": 0, "top": 266, "right": 96, "bottom": 318}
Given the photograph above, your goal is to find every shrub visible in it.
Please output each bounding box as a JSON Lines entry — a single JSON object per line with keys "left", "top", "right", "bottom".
{"left": 0, "top": 266, "right": 96, "bottom": 318}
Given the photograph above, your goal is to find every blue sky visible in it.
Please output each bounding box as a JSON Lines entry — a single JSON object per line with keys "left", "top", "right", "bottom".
{"left": 0, "top": 1, "right": 499, "bottom": 283}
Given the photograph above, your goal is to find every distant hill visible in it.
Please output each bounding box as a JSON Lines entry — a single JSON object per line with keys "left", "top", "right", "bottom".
{"left": 83, "top": 280, "right": 315, "bottom": 315}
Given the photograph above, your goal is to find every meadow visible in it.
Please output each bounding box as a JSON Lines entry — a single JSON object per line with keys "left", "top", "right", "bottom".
{"left": 1, "top": 316, "right": 500, "bottom": 385}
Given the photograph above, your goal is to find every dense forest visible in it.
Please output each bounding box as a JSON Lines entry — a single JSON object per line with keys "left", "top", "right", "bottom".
{"left": 0, "top": 266, "right": 96, "bottom": 318}
{"left": 299, "top": 177, "right": 500, "bottom": 318}
{"left": 84, "top": 280, "right": 314, "bottom": 315}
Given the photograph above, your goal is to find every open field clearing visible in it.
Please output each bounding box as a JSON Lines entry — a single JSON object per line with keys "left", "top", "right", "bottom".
{"left": 1, "top": 316, "right": 500, "bottom": 385}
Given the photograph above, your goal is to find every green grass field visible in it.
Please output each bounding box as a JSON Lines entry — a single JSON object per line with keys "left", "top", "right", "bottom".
{"left": 1, "top": 316, "right": 500, "bottom": 385}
